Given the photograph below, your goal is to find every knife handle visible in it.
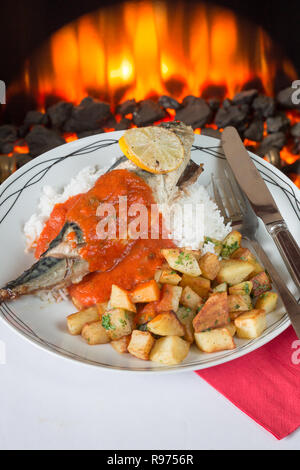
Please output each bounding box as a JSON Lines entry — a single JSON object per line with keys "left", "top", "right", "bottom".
{"left": 267, "top": 221, "right": 300, "bottom": 289}
{"left": 251, "top": 240, "right": 300, "bottom": 339}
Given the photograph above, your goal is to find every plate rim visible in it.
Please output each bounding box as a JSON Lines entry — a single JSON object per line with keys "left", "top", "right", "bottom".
{"left": 0, "top": 130, "right": 298, "bottom": 373}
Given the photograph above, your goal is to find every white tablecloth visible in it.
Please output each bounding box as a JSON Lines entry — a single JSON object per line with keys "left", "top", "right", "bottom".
{"left": 0, "top": 321, "right": 299, "bottom": 450}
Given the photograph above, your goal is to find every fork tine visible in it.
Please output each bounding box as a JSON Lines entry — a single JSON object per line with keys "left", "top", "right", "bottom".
{"left": 211, "top": 174, "right": 230, "bottom": 224}
{"left": 223, "top": 169, "right": 243, "bottom": 216}
{"left": 219, "top": 179, "right": 238, "bottom": 219}
{"left": 224, "top": 168, "right": 247, "bottom": 214}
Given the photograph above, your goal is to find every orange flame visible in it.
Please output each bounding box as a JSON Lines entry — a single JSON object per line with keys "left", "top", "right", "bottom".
{"left": 290, "top": 174, "right": 300, "bottom": 187}
{"left": 63, "top": 133, "right": 78, "bottom": 143}
{"left": 13, "top": 143, "right": 29, "bottom": 154}
{"left": 5, "top": 0, "right": 300, "bottom": 188}
{"left": 280, "top": 147, "right": 300, "bottom": 165}
{"left": 9, "top": 0, "right": 297, "bottom": 106}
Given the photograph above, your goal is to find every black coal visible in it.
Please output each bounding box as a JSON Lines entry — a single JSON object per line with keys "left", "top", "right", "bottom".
{"left": 0, "top": 86, "right": 299, "bottom": 183}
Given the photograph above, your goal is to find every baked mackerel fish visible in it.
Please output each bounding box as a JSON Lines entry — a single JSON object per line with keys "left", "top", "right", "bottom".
{"left": 0, "top": 122, "right": 201, "bottom": 303}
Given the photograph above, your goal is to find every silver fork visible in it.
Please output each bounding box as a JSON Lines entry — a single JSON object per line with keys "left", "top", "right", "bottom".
{"left": 211, "top": 169, "right": 300, "bottom": 338}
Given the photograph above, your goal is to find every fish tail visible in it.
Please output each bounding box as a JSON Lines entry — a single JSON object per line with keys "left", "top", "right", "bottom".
{"left": 0, "top": 288, "right": 15, "bottom": 303}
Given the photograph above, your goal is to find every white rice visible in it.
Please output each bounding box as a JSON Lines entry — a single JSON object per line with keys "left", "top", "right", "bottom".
{"left": 24, "top": 164, "right": 231, "bottom": 254}
{"left": 162, "top": 182, "right": 231, "bottom": 250}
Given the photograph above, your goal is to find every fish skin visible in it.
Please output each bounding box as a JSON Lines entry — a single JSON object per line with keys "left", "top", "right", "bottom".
{"left": 0, "top": 257, "right": 89, "bottom": 302}
{"left": 44, "top": 221, "right": 84, "bottom": 258}
{"left": 0, "top": 122, "right": 198, "bottom": 303}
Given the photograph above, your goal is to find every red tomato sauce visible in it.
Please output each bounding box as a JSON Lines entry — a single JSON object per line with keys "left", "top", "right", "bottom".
{"left": 66, "top": 169, "right": 159, "bottom": 272}
{"left": 34, "top": 169, "right": 174, "bottom": 307}
{"left": 69, "top": 237, "right": 173, "bottom": 306}
{"left": 35, "top": 194, "right": 81, "bottom": 258}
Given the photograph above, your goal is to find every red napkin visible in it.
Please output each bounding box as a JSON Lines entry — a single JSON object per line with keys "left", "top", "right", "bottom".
{"left": 196, "top": 326, "right": 300, "bottom": 439}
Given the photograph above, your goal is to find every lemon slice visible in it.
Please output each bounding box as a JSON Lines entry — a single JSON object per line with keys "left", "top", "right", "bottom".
{"left": 119, "top": 126, "right": 185, "bottom": 174}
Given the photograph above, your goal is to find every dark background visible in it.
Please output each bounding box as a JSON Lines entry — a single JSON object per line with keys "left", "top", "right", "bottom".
{"left": 1, "top": 0, "right": 300, "bottom": 85}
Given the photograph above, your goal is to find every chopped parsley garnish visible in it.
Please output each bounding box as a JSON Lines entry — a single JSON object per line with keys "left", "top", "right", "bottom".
{"left": 234, "top": 304, "right": 240, "bottom": 309}
{"left": 175, "top": 251, "right": 193, "bottom": 266}
{"left": 181, "top": 308, "right": 191, "bottom": 319}
{"left": 221, "top": 241, "right": 239, "bottom": 258}
{"left": 204, "top": 237, "right": 222, "bottom": 246}
{"left": 119, "top": 318, "right": 127, "bottom": 328}
{"left": 102, "top": 314, "right": 115, "bottom": 331}
{"left": 244, "top": 284, "right": 250, "bottom": 294}
{"left": 175, "top": 252, "right": 185, "bottom": 265}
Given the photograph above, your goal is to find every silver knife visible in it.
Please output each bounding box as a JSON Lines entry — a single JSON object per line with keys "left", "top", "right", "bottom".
{"left": 222, "top": 126, "right": 300, "bottom": 290}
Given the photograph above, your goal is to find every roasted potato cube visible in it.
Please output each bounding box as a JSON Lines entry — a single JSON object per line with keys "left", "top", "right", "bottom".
{"left": 212, "top": 282, "right": 228, "bottom": 293}
{"left": 231, "top": 247, "right": 255, "bottom": 262}
{"left": 249, "top": 259, "right": 265, "bottom": 277}
{"left": 180, "top": 286, "right": 202, "bottom": 310}
{"left": 110, "top": 284, "right": 136, "bottom": 312}
{"left": 131, "top": 280, "right": 161, "bottom": 303}
{"left": 150, "top": 336, "right": 190, "bottom": 365}
{"left": 229, "top": 311, "right": 243, "bottom": 321}
{"left": 128, "top": 330, "right": 155, "bottom": 360}
{"left": 231, "top": 248, "right": 264, "bottom": 276}
{"left": 180, "top": 274, "right": 211, "bottom": 298}
{"left": 135, "top": 301, "right": 158, "bottom": 326}
{"left": 250, "top": 271, "right": 272, "bottom": 297}
{"left": 161, "top": 248, "right": 201, "bottom": 277}
{"left": 184, "top": 249, "right": 202, "bottom": 260}
{"left": 234, "top": 309, "right": 267, "bottom": 339}
{"left": 199, "top": 252, "right": 220, "bottom": 280}
{"left": 221, "top": 230, "right": 242, "bottom": 258}
{"left": 71, "top": 296, "right": 84, "bottom": 311}
{"left": 96, "top": 302, "right": 109, "bottom": 317}
{"left": 229, "top": 281, "right": 253, "bottom": 296}
{"left": 228, "top": 294, "right": 252, "bottom": 312}
{"left": 67, "top": 306, "right": 100, "bottom": 335}
{"left": 255, "top": 291, "right": 278, "bottom": 314}
{"left": 159, "top": 269, "right": 182, "bottom": 285}
{"left": 225, "top": 322, "right": 237, "bottom": 336}
{"left": 204, "top": 237, "right": 223, "bottom": 256}
{"left": 81, "top": 321, "right": 110, "bottom": 345}
{"left": 111, "top": 335, "right": 131, "bottom": 354}
{"left": 147, "top": 311, "right": 185, "bottom": 336}
{"left": 216, "top": 259, "right": 254, "bottom": 286}
{"left": 157, "top": 284, "right": 182, "bottom": 312}
{"left": 176, "top": 306, "right": 196, "bottom": 343}
{"left": 154, "top": 269, "right": 162, "bottom": 283}
{"left": 195, "top": 328, "right": 236, "bottom": 353}
{"left": 193, "top": 292, "right": 230, "bottom": 333}
{"left": 102, "top": 308, "right": 134, "bottom": 340}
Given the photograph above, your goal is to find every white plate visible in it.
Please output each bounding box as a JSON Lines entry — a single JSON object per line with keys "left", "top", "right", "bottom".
{"left": 0, "top": 132, "right": 299, "bottom": 373}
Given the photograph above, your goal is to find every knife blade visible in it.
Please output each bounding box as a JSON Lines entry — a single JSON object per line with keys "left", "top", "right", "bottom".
{"left": 221, "top": 126, "right": 282, "bottom": 225}
{"left": 221, "top": 126, "right": 300, "bottom": 289}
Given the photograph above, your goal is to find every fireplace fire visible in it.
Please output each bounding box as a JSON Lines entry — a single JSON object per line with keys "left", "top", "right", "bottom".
{"left": 0, "top": 0, "right": 299, "bottom": 186}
